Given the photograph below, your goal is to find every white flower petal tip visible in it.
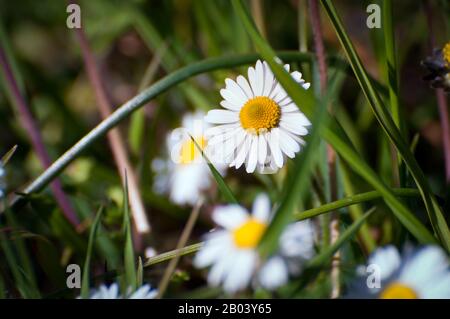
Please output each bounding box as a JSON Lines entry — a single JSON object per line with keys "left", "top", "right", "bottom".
{"left": 152, "top": 112, "right": 227, "bottom": 206}
{"left": 347, "top": 245, "right": 450, "bottom": 299}
{"left": 83, "top": 283, "right": 157, "bottom": 299}
{"left": 258, "top": 256, "right": 289, "bottom": 290}
{"left": 205, "top": 60, "right": 311, "bottom": 173}
{"left": 194, "top": 195, "right": 316, "bottom": 293}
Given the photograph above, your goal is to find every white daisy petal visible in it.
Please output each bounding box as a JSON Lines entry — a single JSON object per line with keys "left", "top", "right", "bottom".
{"left": 399, "top": 246, "right": 449, "bottom": 289}
{"left": 247, "top": 66, "right": 258, "bottom": 95}
{"left": 233, "top": 135, "right": 252, "bottom": 169}
{"left": 220, "top": 100, "right": 242, "bottom": 111}
{"left": 262, "top": 61, "right": 275, "bottom": 96}
{"left": 290, "top": 71, "right": 303, "bottom": 82}
{"left": 129, "top": 285, "right": 157, "bottom": 299}
{"left": 254, "top": 60, "right": 264, "bottom": 96}
{"left": 267, "top": 129, "right": 284, "bottom": 168}
{"left": 258, "top": 256, "right": 289, "bottom": 290}
{"left": 220, "top": 88, "right": 246, "bottom": 107}
{"left": 208, "top": 250, "right": 235, "bottom": 286}
{"left": 212, "top": 205, "right": 249, "bottom": 229}
{"left": 237, "top": 75, "right": 254, "bottom": 98}
{"left": 422, "top": 273, "right": 450, "bottom": 298}
{"left": 194, "top": 232, "right": 231, "bottom": 267}
{"left": 280, "top": 119, "right": 309, "bottom": 136}
{"left": 279, "top": 221, "right": 315, "bottom": 259}
{"left": 368, "top": 245, "right": 401, "bottom": 280}
{"left": 258, "top": 134, "right": 268, "bottom": 165}
{"left": 205, "top": 109, "right": 239, "bottom": 124}
{"left": 225, "top": 78, "right": 249, "bottom": 104}
{"left": 223, "top": 251, "right": 257, "bottom": 293}
{"left": 282, "top": 112, "right": 311, "bottom": 127}
{"left": 252, "top": 193, "right": 271, "bottom": 222}
{"left": 279, "top": 129, "right": 300, "bottom": 154}
{"left": 246, "top": 135, "right": 259, "bottom": 173}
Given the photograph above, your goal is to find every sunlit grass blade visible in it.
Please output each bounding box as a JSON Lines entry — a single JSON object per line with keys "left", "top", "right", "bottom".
{"left": 232, "top": 0, "right": 436, "bottom": 245}
{"left": 137, "top": 257, "right": 143, "bottom": 287}
{"left": 382, "top": 0, "right": 401, "bottom": 133}
{"left": 307, "top": 208, "right": 375, "bottom": 268}
{"left": 340, "top": 164, "right": 377, "bottom": 252}
{"left": 0, "top": 218, "right": 40, "bottom": 298}
{"left": 80, "top": 206, "right": 104, "bottom": 299}
{"left": 3, "top": 205, "right": 38, "bottom": 294}
{"left": 258, "top": 71, "right": 333, "bottom": 258}
{"left": 1, "top": 145, "right": 18, "bottom": 165}
{"left": 294, "top": 188, "right": 419, "bottom": 221}
{"left": 143, "top": 187, "right": 421, "bottom": 268}
{"left": 191, "top": 135, "right": 238, "bottom": 203}
{"left": 122, "top": 174, "right": 137, "bottom": 292}
{"left": 13, "top": 52, "right": 311, "bottom": 205}
{"left": 320, "top": 0, "right": 450, "bottom": 251}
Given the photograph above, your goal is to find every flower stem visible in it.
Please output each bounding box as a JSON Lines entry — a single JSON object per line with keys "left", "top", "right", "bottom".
{"left": 7, "top": 52, "right": 311, "bottom": 210}
{"left": 309, "top": 0, "right": 340, "bottom": 298}
{"left": 424, "top": 0, "right": 450, "bottom": 183}
{"left": 71, "top": 1, "right": 150, "bottom": 234}
{"left": 0, "top": 37, "right": 79, "bottom": 226}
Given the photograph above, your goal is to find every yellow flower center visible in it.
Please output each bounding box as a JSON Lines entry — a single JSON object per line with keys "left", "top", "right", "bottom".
{"left": 380, "top": 282, "right": 418, "bottom": 299}
{"left": 232, "top": 218, "right": 267, "bottom": 249}
{"left": 444, "top": 42, "right": 450, "bottom": 67}
{"left": 239, "top": 96, "right": 281, "bottom": 133}
{"left": 179, "top": 136, "right": 206, "bottom": 164}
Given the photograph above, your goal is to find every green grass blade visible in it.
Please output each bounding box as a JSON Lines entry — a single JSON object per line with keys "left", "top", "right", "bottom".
{"left": 1, "top": 145, "right": 18, "bottom": 165}
{"left": 80, "top": 206, "right": 104, "bottom": 299}
{"left": 232, "top": 0, "right": 436, "bottom": 245}
{"left": 258, "top": 72, "right": 333, "bottom": 258}
{"left": 382, "top": 0, "right": 401, "bottom": 133}
{"left": 191, "top": 135, "right": 238, "bottom": 203}
{"left": 122, "top": 174, "right": 137, "bottom": 292}
{"left": 320, "top": 0, "right": 450, "bottom": 251}
{"left": 294, "top": 188, "right": 419, "bottom": 221}
{"left": 137, "top": 257, "right": 143, "bottom": 288}
{"left": 307, "top": 208, "right": 374, "bottom": 268}
{"left": 143, "top": 187, "right": 420, "bottom": 268}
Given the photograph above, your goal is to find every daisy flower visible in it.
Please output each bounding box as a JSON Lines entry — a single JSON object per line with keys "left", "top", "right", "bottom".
{"left": 258, "top": 220, "right": 316, "bottom": 290}
{"left": 86, "top": 283, "right": 157, "bottom": 299}
{"left": 152, "top": 112, "right": 225, "bottom": 206}
{"left": 422, "top": 41, "right": 450, "bottom": 92}
{"left": 348, "top": 245, "right": 450, "bottom": 299}
{"left": 0, "top": 162, "right": 5, "bottom": 199}
{"left": 205, "top": 60, "right": 311, "bottom": 174}
{"left": 193, "top": 194, "right": 316, "bottom": 293}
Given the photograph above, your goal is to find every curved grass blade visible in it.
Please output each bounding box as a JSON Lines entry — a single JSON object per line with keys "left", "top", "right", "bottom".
{"left": 80, "top": 206, "right": 104, "bottom": 299}
{"left": 9, "top": 52, "right": 312, "bottom": 205}
{"left": 258, "top": 70, "right": 334, "bottom": 258}
{"left": 1, "top": 145, "right": 18, "bottom": 165}
{"left": 232, "top": 0, "right": 436, "bottom": 245}
{"left": 9, "top": 51, "right": 386, "bottom": 207}
{"left": 284, "top": 208, "right": 375, "bottom": 296}
{"left": 122, "top": 174, "right": 137, "bottom": 292}
{"left": 307, "top": 208, "right": 374, "bottom": 268}
{"left": 294, "top": 188, "right": 419, "bottom": 221}
{"left": 320, "top": 0, "right": 450, "bottom": 251}
{"left": 143, "top": 188, "right": 420, "bottom": 268}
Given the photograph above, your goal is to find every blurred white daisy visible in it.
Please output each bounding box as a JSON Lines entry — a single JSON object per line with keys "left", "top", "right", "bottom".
{"left": 205, "top": 60, "right": 311, "bottom": 174}
{"left": 194, "top": 194, "right": 316, "bottom": 293}
{"left": 152, "top": 112, "right": 225, "bottom": 206}
{"left": 258, "top": 220, "right": 316, "bottom": 290}
{"left": 0, "top": 162, "right": 5, "bottom": 199}
{"left": 87, "top": 283, "right": 157, "bottom": 299}
{"left": 348, "top": 245, "right": 450, "bottom": 299}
